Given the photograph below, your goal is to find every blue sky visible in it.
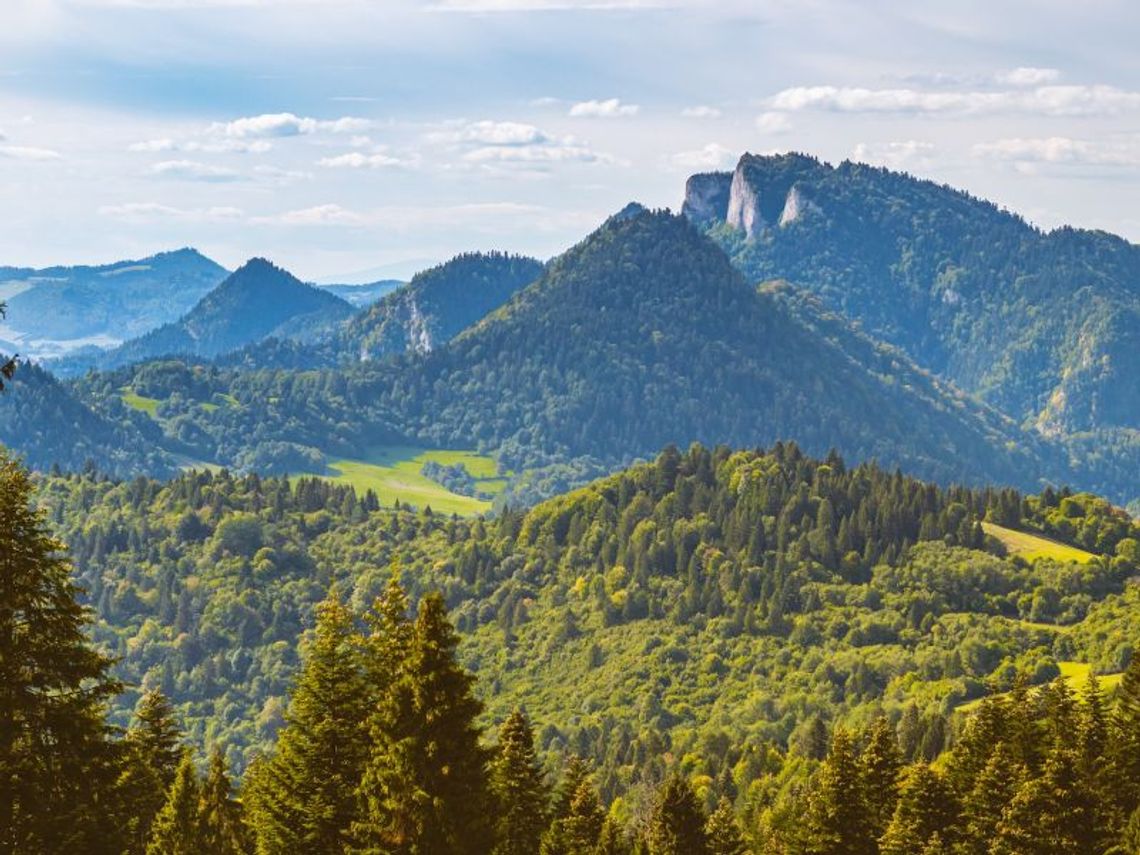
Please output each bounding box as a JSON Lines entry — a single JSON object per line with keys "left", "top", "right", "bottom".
{"left": 1, "top": 0, "right": 1139, "bottom": 279}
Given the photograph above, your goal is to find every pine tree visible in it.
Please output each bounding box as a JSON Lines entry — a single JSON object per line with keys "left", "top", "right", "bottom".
{"left": 646, "top": 775, "right": 708, "bottom": 855}
{"left": 353, "top": 592, "right": 492, "bottom": 854}
{"left": 1111, "top": 655, "right": 1140, "bottom": 821}
{"left": 957, "top": 742, "right": 1023, "bottom": 855}
{"left": 0, "top": 453, "right": 123, "bottom": 855}
{"left": 118, "top": 690, "right": 185, "bottom": 854}
{"left": 200, "top": 747, "right": 250, "bottom": 855}
{"left": 248, "top": 587, "right": 370, "bottom": 852}
{"left": 802, "top": 727, "right": 873, "bottom": 854}
{"left": 146, "top": 752, "right": 204, "bottom": 855}
{"left": 861, "top": 715, "right": 902, "bottom": 840}
{"left": 993, "top": 746, "right": 1094, "bottom": 855}
{"left": 491, "top": 709, "right": 551, "bottom": 855}
{"left": 879, "top": 764, "right": 958, "bottom": 855}
{"left": 596, "top": 816, "right": 631, "bottom": 855}
{"left": 704, "top": 797, "right": 746, "bottom": 855}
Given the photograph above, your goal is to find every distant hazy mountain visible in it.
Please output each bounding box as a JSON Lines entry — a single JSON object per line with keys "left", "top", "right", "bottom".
{"left": 68, "top": 258, "right": 354, "bottom": 372}
{"left": 337, "top": 252, "right": 544, "bottom": 362}
{"left": 316, "top": 280, "right": 404, "bottom": 307}
{"left": 0, "top": 248, "right": 227, "bottom": 358}
{"left": 685, "top": 153, "right": 1140, "bottom": 438}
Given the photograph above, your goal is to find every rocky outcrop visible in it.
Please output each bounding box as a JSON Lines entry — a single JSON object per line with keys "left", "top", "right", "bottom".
{"left": 726, "top": 166, "right": 765, "bottom": 238}
{"left": 681, "top": 173, "right": 732, "bottom": 224}
{"left": 778, "top": 184, "right": 820, "bottom": 227}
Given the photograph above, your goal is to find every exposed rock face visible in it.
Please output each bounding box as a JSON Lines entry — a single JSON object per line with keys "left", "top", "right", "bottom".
{"left": 726, "top": 167, "right": 765, "bottom": 238}
{"left": 681, "top": 173, "right": 732, "bottom": 224}
{"left": 778, "top": 184, "right": 820, "bottom": 227}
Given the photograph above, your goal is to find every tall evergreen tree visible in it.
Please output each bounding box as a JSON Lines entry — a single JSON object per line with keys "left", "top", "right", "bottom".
{"left": 200, "top": 747, "right": 251, "bottom": 855}
{"left": 994, "top": 746, "right": 1094, "bottom": 855}
{"left": 248, "top": 587, "right": 370, "bottom": 852}
{"left": 1111, "top": 655, "right": 1140, "bottom": 821}
{"left": 118, "top": 689, "right": 186, "bottom": 853}
{"left": 353, "top": 592, "right": 492, "bottom": 854}
{"left": 596, "top": 816, "right": 631, "bottom": 855}
{"left": 879, "top": 764, "right": 958, "bottom": 855}
{"left": 646, "top": 775, "right": 708, "bottom": 855}
{"left": 704, "top": 797, "right": 747, "bottom": 855}
{"left": 491, "top": 708, "right": 550, "bottom": 855}
{"left": 147, "top": 752, "right": 204, "bottom": 855}
{"left": 802, "top": 727, "right": 873, "bottom": 854}
{"left": 861, "top": 715, "right": 902, "bottom": 840}
{"left": 957, "top": 743, "right": 1023, "bottom": 855}
{"left": 0, "top": 453, "right": 122, "bottom": 855}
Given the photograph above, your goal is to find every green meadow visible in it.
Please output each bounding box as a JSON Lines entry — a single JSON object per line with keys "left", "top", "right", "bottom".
{"left": 982, "top": 521, "right": 1098, "bottom": 564}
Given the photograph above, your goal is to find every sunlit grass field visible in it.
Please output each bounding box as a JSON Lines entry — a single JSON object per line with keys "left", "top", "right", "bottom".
{"left": 982, "top": 521, "right": 1098, "bottom": 564}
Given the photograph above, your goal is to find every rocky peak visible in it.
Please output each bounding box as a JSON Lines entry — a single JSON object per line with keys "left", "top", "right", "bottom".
{"left": 687, "top": 152, "right": 826, "bottom": 238}
{"left": 681, "top": 173, "right": 732, "bottom": 224}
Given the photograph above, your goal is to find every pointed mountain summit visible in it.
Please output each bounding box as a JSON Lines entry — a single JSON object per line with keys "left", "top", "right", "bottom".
{"left": 369, "top": 208, "right": 1045, "bottom": 488}
{"left": 83, "top": 257, "right": 354, "bottom": 370}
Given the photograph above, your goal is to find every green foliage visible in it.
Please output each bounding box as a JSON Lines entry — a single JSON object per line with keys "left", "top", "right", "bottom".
{"left": 491, "top": 709, "right": 551, "bottom": 855}
{"left": 146, "top": 752, "right": 205, "bottom": 855}
{"left": 647, "top": 775, "right": 708, "bottom": 855}
{"left": 704, "top": 797, "right": 747, "bottom": 855}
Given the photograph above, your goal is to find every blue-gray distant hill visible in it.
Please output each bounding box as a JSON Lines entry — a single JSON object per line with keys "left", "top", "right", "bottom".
{"left": 0, "top": 248, "right": 227, "bottom": 358}
{"left": 67, "top": 258, "right": 354, "bottom": 372}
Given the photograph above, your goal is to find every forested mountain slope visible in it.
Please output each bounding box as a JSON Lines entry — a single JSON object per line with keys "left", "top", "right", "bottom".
{"left": 38, "top": 443, "right": 1140, "bottom": 799}
{"left": 686, "top": 153, "right": 1140, "bottom": 437}
{"left": 79, "top": 209, "right": 1055, "bottom": 497}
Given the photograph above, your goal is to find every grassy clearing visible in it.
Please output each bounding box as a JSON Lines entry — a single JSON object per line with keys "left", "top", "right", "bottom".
{"left": 308, "top": 446, "right": 503, "bottom": 516}
{"left": 120, "top": 388, "right": 161, "bottom": 417}
{"left": 983, "top": 522, "right": 1098, "bottom": 564}
{"left": 957, "top": 660, "right": 1122, "bottom": 713}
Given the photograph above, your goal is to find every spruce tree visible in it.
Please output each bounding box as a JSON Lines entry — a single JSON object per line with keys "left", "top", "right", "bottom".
{"left": 993, "top": 746, "right": 1094, "bottom": 855}
{"left": 646, "top": 774, "right": 708, "bottom": 855}
{"left": 491, "top": 708, "right": 551, "bottom": 855}
{"left": 354, "top": 592, "right": 492, "bottom": 854}
{"left": 131, "top": 689, "right": 184, "bottom": 788}
{"left": 146, "top": 752, "right": 204, "bottom": 855}
{"left": 861, "top": 715, "right": 902, "bottom": 840}
{"left": 957, "top": 742, "right": 1023, "bottom": 855}
{"left": 248, "top": 587, "right": 370, "bottom": 852}
{"left": 596, "top": 816, "right": 631, "bottom": 855}
{"left": 802, "top": 727, "right": 873, "bottom": 854}
{"left": 0, "top": 453, "right": 122, "bottom": 855}
{"left": 118, "top": 690, "right": 185, "bottom": 854}
{"left": 879, "top": 764, "right": 958, "bottom": 855}
{"left": 1111, "top": 655, "right": 1140, "bottom": 820}
{"left": 704, "top": 797, "right": 746, "bottom": 855}
{"left": 200, "top": 747, "right": 251, "bottom": 855}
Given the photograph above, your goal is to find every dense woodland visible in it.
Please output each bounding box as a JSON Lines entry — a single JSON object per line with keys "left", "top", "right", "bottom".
{"left": 6, "top": 444, "right": 1140, "bottom": 853}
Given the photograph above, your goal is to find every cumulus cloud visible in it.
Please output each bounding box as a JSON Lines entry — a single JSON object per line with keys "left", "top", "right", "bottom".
{"left": 768, "top": 84, "right": 1140, "bottom": 117}
{"left": 97, "top": 203, "right": 244, "bottom": 223}
{"left": 755, "top": 111, "right": 791, "bottom": 134}
{"left": 431, "top": 119, "right": 609, "bottom": 167}
{"left": 130, "top": 137, "right": 272, "bottom": 153}
{"left": 0, "top": 144, "right": 62, "bottom": 161}
{"left": 150, "top": 159, "right": 241, "bottom": 181}
{"left": 317, "top": 151, "right": 417, "bottom": 169}
{"left": 973, "top": 136, "right": 1140, "bottom": 168}
{"left": 851, "top": 140, "right": 936, "bottom": 170}
{"left": 670, "top": 143, "right": 735, "bottom": 169}
{"left": 270, "top": 204, "right": 366, "bottom": 226}
{"left": 995, "top": 67, "right": 1061, "bottom": 87}
{"left": 568, "top": 98, "right": 639, "bottom": 118}
{"left": 210, "top": 112, "right": 372, "bottom": 139}
{"left": 681, "top": 105, "right": 721, "bottom": 119}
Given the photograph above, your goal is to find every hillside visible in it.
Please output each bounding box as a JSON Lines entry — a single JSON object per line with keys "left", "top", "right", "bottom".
{"left": 316, "top": 278, "right": 404, "bottom": 307}
{"left": 0, "top": 248, "right": 227, "bottom": 359}
{"left": 38, "top": 443, "right": 1140, "bottom": 793}
{"left": 685, "top": 153, "right": 1140, "bottom": 440}
{"left": 76, "top": 258, "right": 354, "bottom": 371}
{"left": 336, "top": 252, "right": 544, "bottom": 362}
{"left": 0, "top": 361, "right": 176, "bottom": 478}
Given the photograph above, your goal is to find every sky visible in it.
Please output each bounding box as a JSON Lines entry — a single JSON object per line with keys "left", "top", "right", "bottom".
{"left": 1, "top": 0, "right": 1139, "bottom": 280}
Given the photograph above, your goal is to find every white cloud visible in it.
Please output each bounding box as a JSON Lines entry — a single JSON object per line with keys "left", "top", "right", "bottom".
{"left": 973, "top": 136, "right": 1140, "bottom": 168}
{"left": 130, "top": 137, "right": 272, "bottom": 153}
{"left": 681, "top": 105, "right": 721, "bottom": 119}
{"left": 211, "top": 112, "right": 372, "bottom": 139}
{"left": 851, "top": 140, "right": 936, "bottom": 170}
{"left": 271, "top": 204, "right": 366, "bottom": 226}
{"left": 995, "top": 67, "right": 1061, "bottom": 87}
{"left": 755, "top": 111, "right": 791, "bottom": 134}
{"left": 150, "top": 159, "right": 241, "bottom": 181}
{"left": 0, "top": 144, "right": 62, "bottom": 161}
{"left": 253, "top": 164, "right": 313, "bottom": 183}
{"left": 432, "top": 0, "right": 673, "bottom": 10}
{"left": 431, "top": 119, "right": 608, "bottom": 167}
{"left": 768, "top": 84, "right": 1140, "bottom": 117}
{"left": 97, "top": 203, "right": 244, "bottom": 223}
{"left": 433, "top": 120, "right": 550, "bottom": 146}
{"left": 462, "top": 143, "right": 602, "bottom": 163}
{"left": 670, "top": 143, "right": 734, "bottom": 169}
{"left": 568, "top": 98, "right": 640, "bottom": 118}
{"left": 318, "top": 151, "right": 417, "bottom": 169}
